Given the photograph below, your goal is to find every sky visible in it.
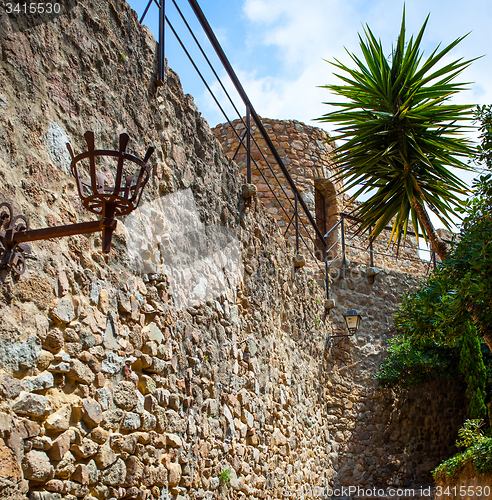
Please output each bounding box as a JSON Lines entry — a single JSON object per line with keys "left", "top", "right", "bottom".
{"left": 127, "top": 0, "right": 492, "bottom": 232}
{"left": 127, "top": 0, "right": 491, "bottom": 133}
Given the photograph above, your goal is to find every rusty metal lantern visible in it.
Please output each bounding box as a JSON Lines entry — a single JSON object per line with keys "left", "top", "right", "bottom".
{"left": 69, "top": 131, "right": 154, "bottom": 218}
{"left": 0, "top": 131, "right": 154, "bottom": 275}
{"left": 67, "top": 131, "right": 155, "bottom": 252}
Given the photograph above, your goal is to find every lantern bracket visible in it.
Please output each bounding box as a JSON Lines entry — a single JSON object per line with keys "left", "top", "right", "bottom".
{"left": 0, "top": 132, "right": 154, "bottom": 275}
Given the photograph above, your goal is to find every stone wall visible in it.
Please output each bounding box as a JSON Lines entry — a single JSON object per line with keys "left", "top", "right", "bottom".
{"left": 435, "top": 464, "right": 492, "bottom": 500}
{"left": 213, "top": 118, "right": 340, "bottom": 263}
{"left": 213, "top": 120, "right": 431, "bottom": 277}
{"left": 213, "top": 118, "right": 339, "bottom": 232}
{"left": 0, "top": 1, "right": 466, "bottom": 500}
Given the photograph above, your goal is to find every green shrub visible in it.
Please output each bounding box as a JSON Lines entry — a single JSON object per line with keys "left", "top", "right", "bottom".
{"left": 433, "top": 420, "right": 492, "bottom": 479}
{"left": 374, "top": 335, "right": 458, "bottom": 388}
{"left": 219, "top": 468, "right": 232, "bottom": 486}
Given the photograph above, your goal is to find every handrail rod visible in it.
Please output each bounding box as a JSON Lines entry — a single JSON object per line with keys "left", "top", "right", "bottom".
{"left": 326, "top": 237, "right": 342, "bottom": 255}
{"left": 344, "top": 233, "right": 432, "bottom": 254}
{"left": 171, "top": 0, "right": 246, "bottom": 125}
{"left": 186, "top": 0, "right": 327, "bottom": 247}
{"left": 167, "top": 16, "right": 298, "bottom": 232}
{"left": 326, "top": 252, "right": 343, "bottom": 268}
{"left": 339, "top": 212, "right": 455, "bottom": 245}
{"left": 165, "top": 18, "right": 243, "bottom": 146}
{"left": 345, "top": 244, "right": 434, "bottom": 264}
{"left": 324, "top": 220, "right": 342, "bottom": 238}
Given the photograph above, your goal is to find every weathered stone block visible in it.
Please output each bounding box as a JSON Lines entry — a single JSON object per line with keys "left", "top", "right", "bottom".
{"left": 70, "top": 437, "right": 98, "bottom": 459}
{"left": 95, "top": 387, "right": 112, "bottom": 410}
{"left": 69, "top": 359, "right": 95, "bottom": 385}
{"left": 0, "top": 336, "right": 41, "bottom": 374}
{"left": 101, "top": 409, "right": 124, "bottom": 430}
{"left": 43, "top": 329, "right": 64, "bottom": 353}
{"left": 143, "top": 322, "right": 164, "bottom": 345}
{"left": 37, "top": 350, "right": 55, "bottom": 371}
{"left": 0, "top": 439, "right": 22, "bottom": 482}
{"left": 121, "top": 411, "right": 141, "bottom": 431}
{"left": 166, "top": 433, "right": 182, "bottom": 448}
{"left": 51, "top": 297, "right": 76, "bottom": 324}
{"left": 94, "top": 443, "right": 117, "bottom": 469}
{"left": 166, "top": 462, "right": 182, "bottom": 487}
{"left": 13, "top": 392, "right": 50, "bottom": 418}
{"left": 124, "top": 456, "right": 144, "bottom": 486}
{"left": 140, "top": 410, "right": 157, "bottom": 431}
{"left": 23, "top": 450, "right": 54, "bottom": 482}
{"left": 49, "top": 430, "right": 71, "bottom": 461}
{"left": 100, "top": 457, "right": 126, "bottom": 486}
{"left": 21, "top": 371, "right": 54, "bottom": 393}
{"left": 71, "top": 464, "right": 89, "bottom": 484}
{"left": 0, "top": 372, "right": 22, "bottom": 399}
{"left": 114, "top": 381, "right": 138, "bottom": 410}
{"left": 14, "top": 275, "right": 54, "bottom": 310}
{"left": 143, "top": 464, "right": 168, "bottom": 487}
{"left": 81, "top": 397, "right": 103, "bottom": 427}
{"left": 45, "top": 405, "right": 71, "bottom": 431}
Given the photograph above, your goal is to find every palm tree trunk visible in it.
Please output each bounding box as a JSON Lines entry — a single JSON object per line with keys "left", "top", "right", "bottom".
{"left": 469, "top": 303, "right": 492, "bottom": 353}
{"left": 411, "top": 198, "right": 449, "bottom": 260}
{"left": 483, "top": 332, "right": 492, "bottom": 353}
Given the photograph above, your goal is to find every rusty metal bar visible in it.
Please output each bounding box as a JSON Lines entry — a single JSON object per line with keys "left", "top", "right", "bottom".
{"left": 139, "top": 0, "right": 153, "bottom": 23}
{"left": 246, "top": 105, "right": 252, "bottom": 184}
{"left": 341, "top": 214, "right": 346, "bottom": 277}
{"left": 325, "top": 259, "right": 330, "bottom": 300}
{"left": 186, "top": 0, "right": 326, "bottom": 246}
{"left": 7, "top": 220, "right": 104, "bottom": 244}
{"left": 295, "top": 191, "right": 299, "bottom": 255}
{"left": 232, "top": 129, "right": 248, "bottom": 162}
{"left": 369, "top": 225, "right": 374, "bottom": 267}
{"left": 158, "top": 0, "right": 166, "bottom": 84}
{"left": 171, "top": 0, "right": 245, "bottom": 123}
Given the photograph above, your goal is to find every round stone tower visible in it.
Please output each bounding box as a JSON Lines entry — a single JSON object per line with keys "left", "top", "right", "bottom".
{"left": 213, "top": 118, "right": 343, "bottom": 260}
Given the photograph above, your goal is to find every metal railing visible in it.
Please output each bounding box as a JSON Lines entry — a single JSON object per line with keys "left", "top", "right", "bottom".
{"left": 138, "top": 0, "right": 445, "bottom": 303}
{"left": 139, "top": 0, "right": 330, "bottom": 289}
{"left": 325, "top": 213, "right": 442, "bottom": 279}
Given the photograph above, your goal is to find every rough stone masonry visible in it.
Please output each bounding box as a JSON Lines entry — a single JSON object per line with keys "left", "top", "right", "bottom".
{"left": 0, "top": 1, "right": 466, "bottom": 499}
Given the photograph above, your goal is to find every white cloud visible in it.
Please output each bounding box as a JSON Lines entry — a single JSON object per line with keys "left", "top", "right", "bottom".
{"left": 231, "top": 0, "right": 492, "bottom": 136}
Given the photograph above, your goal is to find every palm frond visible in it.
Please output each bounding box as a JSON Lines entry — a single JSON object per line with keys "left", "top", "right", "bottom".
{"left": 315, "top": 9, "right": 478, "bottom": 252}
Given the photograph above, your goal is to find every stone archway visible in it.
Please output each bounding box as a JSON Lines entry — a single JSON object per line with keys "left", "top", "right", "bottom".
{"left": 314, "top": 178, "right": 339, "bottom": 261}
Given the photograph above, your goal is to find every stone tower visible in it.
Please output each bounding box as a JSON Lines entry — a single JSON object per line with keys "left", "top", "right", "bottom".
{"left": 214, "top": 118, "right": 343, "bottom": 261}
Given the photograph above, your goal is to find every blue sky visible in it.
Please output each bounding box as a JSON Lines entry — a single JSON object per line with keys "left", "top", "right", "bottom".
{"left": 127, "top": 0, "right": 491, "bottom": 136}
{"left": 127, "top": 0, "right": 491, "bottom": 228}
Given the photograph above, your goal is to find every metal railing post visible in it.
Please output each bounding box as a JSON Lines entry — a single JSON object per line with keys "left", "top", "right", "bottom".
{"left": 325, "top": 259, "right": 330, "bottom": 300}
{"left": 158, "top": 0, "right": 166, "bottom": 85}
{"left": 246, "top": 105, "right": 252, "bottom": 184}
{"left": 295, "top": 191, "right": 299, "bottom": 255}
{"left": 369, "top": 226, "right": 374, "bottom": 267}
{"left": 341, "top": 214, "right": 346, "bottom": 277}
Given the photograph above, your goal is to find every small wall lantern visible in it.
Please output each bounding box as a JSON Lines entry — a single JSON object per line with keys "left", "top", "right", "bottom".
{"left": 343, "top": 309, "right": 362, "bottom": 335}
{"left": 0, "top": 131, "right": 154, "bottom": 275}
{"left": 327, "top": 309, "right": 362, "bottom": 340}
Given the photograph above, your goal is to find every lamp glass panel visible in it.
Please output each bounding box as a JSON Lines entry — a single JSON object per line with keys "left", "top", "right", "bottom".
{"left": 345, "top": 315, "right": 360, "bottom": 332}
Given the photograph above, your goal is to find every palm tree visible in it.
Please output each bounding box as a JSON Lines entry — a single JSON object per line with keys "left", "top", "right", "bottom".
{"left": 316, "top": 10, "right": 477, "bottom": 260}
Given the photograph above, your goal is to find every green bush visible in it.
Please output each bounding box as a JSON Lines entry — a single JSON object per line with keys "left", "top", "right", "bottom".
{"left": 374, "top": 335, "right": 459, "bottom": 388}
{"left": 433, "top": 420, "right": 492, "bottom": 479}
